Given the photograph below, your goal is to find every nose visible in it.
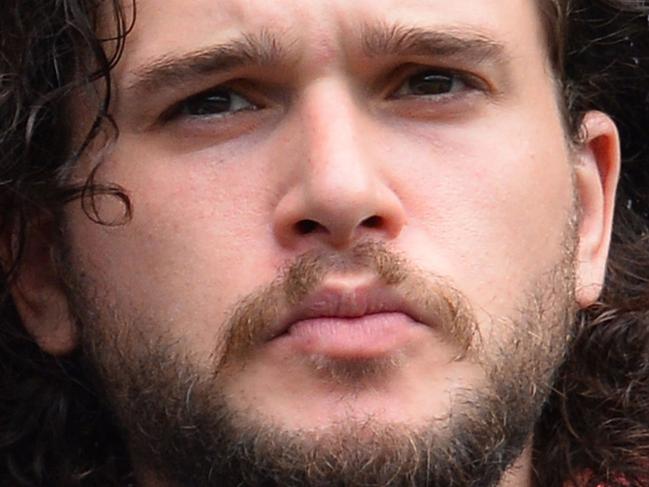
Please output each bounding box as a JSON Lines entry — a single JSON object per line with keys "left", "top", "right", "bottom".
{"left": 273, "top": 80, "right": 406, "bottom": 250}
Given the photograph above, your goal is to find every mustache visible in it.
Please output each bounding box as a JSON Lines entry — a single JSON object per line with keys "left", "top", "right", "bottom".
{"left": 218, "top": 241, "right": 477, "bottom": 366}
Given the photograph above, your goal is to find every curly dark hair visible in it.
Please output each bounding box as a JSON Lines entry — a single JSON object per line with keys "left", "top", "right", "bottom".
{"left": 1, "top": 0, "right": 649, "bottom": 486}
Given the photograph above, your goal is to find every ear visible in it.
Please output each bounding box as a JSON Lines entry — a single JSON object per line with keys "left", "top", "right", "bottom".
{"left": 573, "top": 111, "right": 621, "bottom": 308}
{"left": 9, "top": 221, "right": 78, "bottom": 356}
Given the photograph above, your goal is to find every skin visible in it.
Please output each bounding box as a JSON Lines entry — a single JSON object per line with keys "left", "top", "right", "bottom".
{"left": 13, "top": 0, "right": 620, "bottom": 485}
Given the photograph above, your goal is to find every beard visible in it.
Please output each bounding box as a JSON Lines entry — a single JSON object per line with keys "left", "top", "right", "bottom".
{"left": 61, "top": 238, "right": 578, "bottom": 487}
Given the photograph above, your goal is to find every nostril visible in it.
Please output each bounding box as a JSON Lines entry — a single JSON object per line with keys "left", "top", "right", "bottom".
{"left": 362, "top": 215, "right": 383, "bottom": 229}
{"left": 294, "top": 219, "right": 321, "bottom": 235}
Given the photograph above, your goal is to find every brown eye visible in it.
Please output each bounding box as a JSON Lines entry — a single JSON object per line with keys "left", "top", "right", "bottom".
{"left": 409, "top": 73, "right": 454, "bottom": 95}
{"left": 394, "top": 70, "right": 470, "bottom": 98}
{"left": 171, "top": 88, "right": 256, "bottom": 119}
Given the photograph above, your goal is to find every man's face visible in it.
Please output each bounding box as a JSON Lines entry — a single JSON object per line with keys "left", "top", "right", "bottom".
{"left": 50, "top": 0, "right": 614, "bottom": 485}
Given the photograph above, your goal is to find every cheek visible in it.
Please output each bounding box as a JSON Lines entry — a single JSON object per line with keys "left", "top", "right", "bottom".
{"left": 64, "top": 96, "right": 575, "bottom": 355}
{"left": 376, "top": 115, "right": 575, "bottom": 312}
{"left": 63, "top": 140, "right": 283, "bottom": 356}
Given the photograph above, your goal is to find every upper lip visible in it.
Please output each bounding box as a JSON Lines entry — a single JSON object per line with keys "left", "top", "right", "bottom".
{"left": 268, "top": 281, "right": 431, "bottom": 340}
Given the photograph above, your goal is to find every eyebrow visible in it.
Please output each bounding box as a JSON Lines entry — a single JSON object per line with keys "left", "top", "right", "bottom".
{"left": 123, "top": 23, "right": 510, "bottom": 97}
{"left": 361, "top": 22, "right": 510, "bottom": 65}
{"left": 124, "top": 31, "right": 294, "bottom": 95}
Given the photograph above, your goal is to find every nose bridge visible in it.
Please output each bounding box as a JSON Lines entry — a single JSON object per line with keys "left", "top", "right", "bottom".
{"left": 273, "top": 77, "right": 406, "bottom": 249}
{"left": 302, "top": 78, "right": 373, "bottom": 207}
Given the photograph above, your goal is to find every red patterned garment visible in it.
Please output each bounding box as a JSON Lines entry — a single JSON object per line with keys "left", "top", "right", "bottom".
{"left": 564, "top": 471, "right": 634, "bottom": 487}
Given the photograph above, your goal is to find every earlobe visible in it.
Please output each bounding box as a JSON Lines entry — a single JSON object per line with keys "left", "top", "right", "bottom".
{"left": 573, "top": 111, "right": 621, "bottom": 308}
{"left": 8, "top": 222, "right": 78, "bottom": 356}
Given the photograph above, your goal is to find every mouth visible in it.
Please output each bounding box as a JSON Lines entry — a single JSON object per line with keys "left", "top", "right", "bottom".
{"left": 268, "top": 281, "right": 433, "bottom": 359}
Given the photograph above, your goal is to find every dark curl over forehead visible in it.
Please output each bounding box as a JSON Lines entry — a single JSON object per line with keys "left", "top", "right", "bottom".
{"left": 0, "top": 1, "right": 649, "bottom": 486}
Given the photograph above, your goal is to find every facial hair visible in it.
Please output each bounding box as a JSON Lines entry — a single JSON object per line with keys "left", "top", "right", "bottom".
{"left": 61, "top": 239, "right": 578, "bottom": 487}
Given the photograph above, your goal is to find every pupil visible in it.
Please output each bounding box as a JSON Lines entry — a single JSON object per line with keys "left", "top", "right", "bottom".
{"left": 187, "top": 91, "right": 231, "bottom": 115}
{"left": 409, "top": 73, "right": 453, "bottom": 95}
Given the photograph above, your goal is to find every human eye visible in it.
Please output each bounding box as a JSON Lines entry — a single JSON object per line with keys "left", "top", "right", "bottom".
{"left": 391, "top": 69, "right": 483, "bottom": 100}
{"left": 163, "top": 86, "right": 258, "bottom": 121}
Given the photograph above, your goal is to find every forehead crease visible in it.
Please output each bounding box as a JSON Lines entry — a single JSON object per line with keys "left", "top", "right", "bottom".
{"left": 112, "top": 0, "right": 553, "bottom": 100}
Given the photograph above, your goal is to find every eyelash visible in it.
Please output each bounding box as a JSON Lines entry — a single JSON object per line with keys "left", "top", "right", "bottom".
{"left": 161, "top": 86, "right": 260, "bottom": 122}
{"left": 390, "top": 67, "right": 486, "bottom": 100}
{"left": 161, "top": 67, "right": 484, "bottom": 123}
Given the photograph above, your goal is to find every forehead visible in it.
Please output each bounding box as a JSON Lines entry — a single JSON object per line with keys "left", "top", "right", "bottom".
{"left": 115, "top": 0, "right": 548, "bottom": 73}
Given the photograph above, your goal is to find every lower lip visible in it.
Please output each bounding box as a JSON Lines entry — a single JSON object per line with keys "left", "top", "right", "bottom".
{"left": 275, "top": 313, "right": 422, "bottom": 359}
